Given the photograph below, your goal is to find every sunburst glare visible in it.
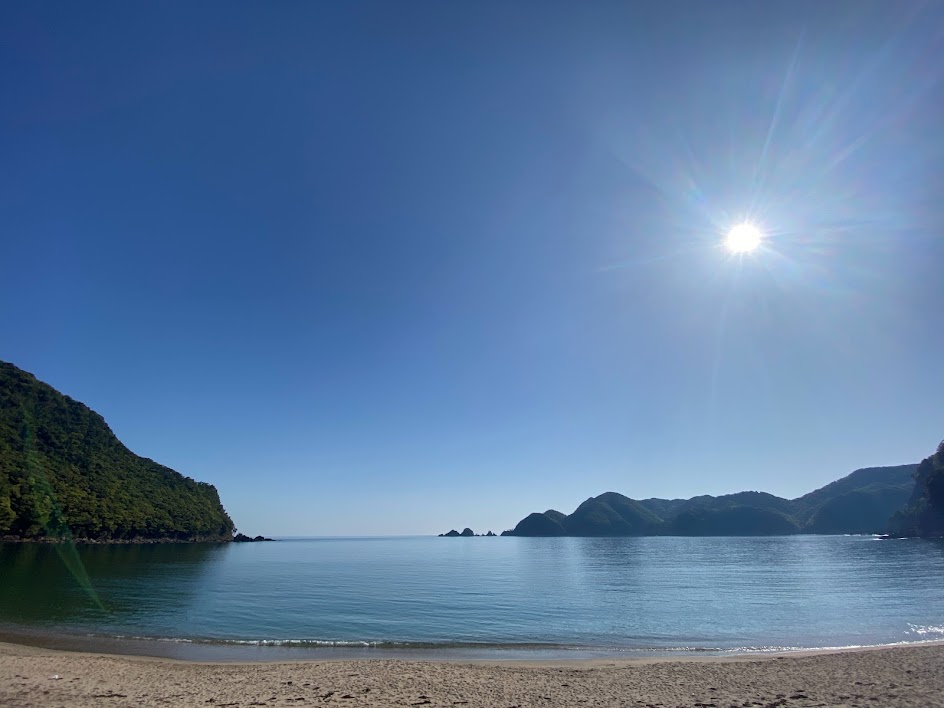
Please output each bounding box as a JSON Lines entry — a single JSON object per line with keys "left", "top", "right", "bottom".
{"left": 724, "top": 222, "right": 763, "bottom": 254}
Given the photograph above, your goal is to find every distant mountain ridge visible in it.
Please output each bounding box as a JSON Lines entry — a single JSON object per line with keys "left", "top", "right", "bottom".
{"left": 501, "top": 465, "right": 917, "bottom": 537}
{"left": 0, "top": 361, "right": 235, "bottom": 541}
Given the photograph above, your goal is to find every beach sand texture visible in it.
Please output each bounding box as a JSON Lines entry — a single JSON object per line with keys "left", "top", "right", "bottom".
{"left": 2, "top": 641, "right": 943, "bottom": 707}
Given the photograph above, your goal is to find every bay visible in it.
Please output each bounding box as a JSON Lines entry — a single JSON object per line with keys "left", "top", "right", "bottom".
{"left": 2, "top": 535, "right": 943, "bottom": 660}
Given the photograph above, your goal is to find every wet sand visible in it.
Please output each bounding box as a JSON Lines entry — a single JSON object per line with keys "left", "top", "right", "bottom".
{"left": 2, "top": 640, "right": 943, "bottom": 707}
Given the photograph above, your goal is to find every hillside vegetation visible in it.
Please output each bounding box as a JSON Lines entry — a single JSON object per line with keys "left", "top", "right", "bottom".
{"left": 889, "top": 440, "right": 944, "bottom": 537}
{"left": 0, "top": 361, "right": 235, "bottom": 541}
{"left": 501, "top": 464, "right": 917, "bottom": 537}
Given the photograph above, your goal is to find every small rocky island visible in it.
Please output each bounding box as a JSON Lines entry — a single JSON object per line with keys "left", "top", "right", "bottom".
{"left": 232, "top": 533, "right": 276, "bottom": 542}
{"left": 438, "top": 528, "right": 496, "bottom": 537}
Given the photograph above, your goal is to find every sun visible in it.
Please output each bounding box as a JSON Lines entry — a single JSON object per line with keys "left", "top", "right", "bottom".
{"left": 724, "top": 222, "right": 763, "bottom": 254}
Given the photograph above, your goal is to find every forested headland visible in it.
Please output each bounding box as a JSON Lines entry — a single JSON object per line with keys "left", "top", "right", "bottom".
{"left": 890, "top": 440, "right": 944, "bottom": 537}
{"left": 0, "top": 361, "right": 235, "bottom": 542}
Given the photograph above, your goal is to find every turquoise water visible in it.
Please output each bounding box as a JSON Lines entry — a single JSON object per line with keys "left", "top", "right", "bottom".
{"left": 2, "top": 535, "right": 944, "bottom": 659}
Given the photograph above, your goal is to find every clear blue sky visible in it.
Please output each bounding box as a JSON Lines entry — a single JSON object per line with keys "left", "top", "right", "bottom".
{"left": 2, "top": 1, "right": 942, "bottom": 536}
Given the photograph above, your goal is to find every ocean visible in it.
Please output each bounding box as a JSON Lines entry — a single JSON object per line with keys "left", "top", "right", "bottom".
{"left": 1, "top": 535, "right": 943, "bottom": 661}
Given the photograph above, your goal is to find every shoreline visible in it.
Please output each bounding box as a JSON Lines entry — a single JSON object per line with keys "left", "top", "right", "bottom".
{"left": 0, "top": 536, "right": 234, "bottom": 545}
{"left": 3, "top": 639, "right": 943, "bottom": 707}
{"left": 6, "top": 637, "right": 944, "bottom": 665}
{"left": 3, "top": 625, "right": 944, "bottom": 664}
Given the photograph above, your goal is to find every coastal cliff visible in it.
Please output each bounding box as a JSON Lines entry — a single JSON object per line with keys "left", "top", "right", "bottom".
{"left": 889, "top": 440, "right": 944, "bottom": 537}
{"left": 0, "top": 361, "right": 235, "bottom": 541}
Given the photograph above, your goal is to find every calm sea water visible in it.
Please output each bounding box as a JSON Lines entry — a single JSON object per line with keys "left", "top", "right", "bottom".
{"left": 2, "top": 536, "right": 944, "bottom": 660}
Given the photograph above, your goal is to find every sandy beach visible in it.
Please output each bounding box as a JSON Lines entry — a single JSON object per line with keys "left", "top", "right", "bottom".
{"left": 2, "top": 641, "right": 943, "bottom": 707}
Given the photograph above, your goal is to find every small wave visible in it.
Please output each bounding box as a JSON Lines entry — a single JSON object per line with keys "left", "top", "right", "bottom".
{"left": 107, "top": 635, "right": 571, "bottom": 650}
{"left": 18, "top": 629, "right": 944, "bottom": 657}
{"left": 907, "top": 624, "right": 944, "bottom": 637}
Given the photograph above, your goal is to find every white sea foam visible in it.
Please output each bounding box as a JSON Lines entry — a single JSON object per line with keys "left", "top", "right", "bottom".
{"left": 907, "top": 624, "right": 944, "bottom": 637}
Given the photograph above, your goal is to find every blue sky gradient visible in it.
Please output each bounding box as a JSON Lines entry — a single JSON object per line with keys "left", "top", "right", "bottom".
{"left": 2, "top": 1, "right": 942, "bottom": 535}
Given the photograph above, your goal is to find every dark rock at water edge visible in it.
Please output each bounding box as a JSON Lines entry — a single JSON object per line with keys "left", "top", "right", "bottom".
{"left": 0, "top": 534, "right": 236, "bottom": 544}
{"left": 232, "top": 533, "right": 276, "bottom": 542}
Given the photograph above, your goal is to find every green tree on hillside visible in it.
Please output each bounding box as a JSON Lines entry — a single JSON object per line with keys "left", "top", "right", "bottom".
{"left": 0, "top": 361, "right": 235, "bottom": 541}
